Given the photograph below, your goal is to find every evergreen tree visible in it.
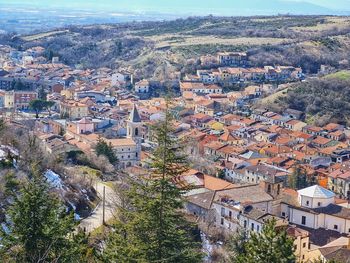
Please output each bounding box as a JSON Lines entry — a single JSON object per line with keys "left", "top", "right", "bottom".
{"left": 103, "top": 103, "right": 202, "bottom": 262}
{"left": 14, "top": 80, "right": 25, "bottom": 90}
{"left": 287, "top": 169, "right": 297, "bottom": 190}
{"left": 288, "top": 165, "right": 309, "bottom": 190}
{"left": 3, "top": 171, "right": 20, "bottom": 197}
{"left": 29, "top": 99, "right": 46, "bottom": 118}
{"left": 226, "top": 229, "right": 248, "bottom": 262}
{"left": 38, "top": 86, "right": 47, "bottom": 100}
{"left": 0, "top": 166, "right": 90, "bottom": 263}
{"left": 234, "top": 220, "right": 295, "bottom": 263}
{"left": 95, "top": 137, "right": 118, "bottom": 164}
{"left": 0, "top": 118, "right": 5, "bottom": 135}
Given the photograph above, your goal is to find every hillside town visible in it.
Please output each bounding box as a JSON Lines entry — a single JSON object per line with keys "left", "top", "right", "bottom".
{"left": 1, "top": 42, "right": 350, "bottom": 263}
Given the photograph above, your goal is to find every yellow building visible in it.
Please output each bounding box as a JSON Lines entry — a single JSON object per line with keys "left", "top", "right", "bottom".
{"left": 60, "top": 88, "right": 75, "bottom": 100}
{"left": 60, "top": 100, "right": 89, "bottom": 119}
{"left": 210, "top": 121, "right": 224, "bottom": 131}
{"left": 287, "top": 226, "right": 310, "bottom": 263}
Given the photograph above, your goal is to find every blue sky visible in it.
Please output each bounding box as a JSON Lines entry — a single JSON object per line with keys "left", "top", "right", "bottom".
{"left": 1, "top": 0, "right": 350, "bottom": 14}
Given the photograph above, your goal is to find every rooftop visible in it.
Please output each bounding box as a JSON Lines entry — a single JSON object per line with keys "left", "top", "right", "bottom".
{"left": 129, "top": 104, "right": 141, "bottom": 123}
{"left": 298, "top": 185, "right": 335, "bottom": 199}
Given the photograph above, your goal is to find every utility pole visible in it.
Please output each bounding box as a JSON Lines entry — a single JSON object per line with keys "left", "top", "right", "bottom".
{"left": 102, "top": 186, "right": 106, "bottom": 225}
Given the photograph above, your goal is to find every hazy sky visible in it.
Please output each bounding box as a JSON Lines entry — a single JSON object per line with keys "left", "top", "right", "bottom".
{"left": 1, "top": 0, "right": 350, "bottom": 13}
{"left": 298, "top": 0, "right": 350, "bottom": 9}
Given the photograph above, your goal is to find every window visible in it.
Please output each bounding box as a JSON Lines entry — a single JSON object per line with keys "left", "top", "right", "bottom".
{"left": 318, "top": 202, "right": 321, "bottom": 207}
{"left": 294, "top": 245, "right": 297, "bottom": 250}
{"left": 221, "top": 207, "right": 225, "bottom": 217}
{"left": 267, "top": 184, "right": 271, "bottom": 193}
{"left": 282, "top": 212, "right": 286, "bottom": 217}
{"left": 244, "top": 220, "right": 247, "bottom": 228}
{"left": 251, "top": 223, "right": 254, "bottom": 231}
{"left": 334, "top": 225, "right": 338, "bottom": 230}
{"left": 301, "top": 216, "right": 306, "bottom": 225}
{"left": 229, "top": 211, "right": 232, "bottom": 218}
{"left": 303, "top": 243, "right": 306, "bottom": 248}
{"left": 306, "top": 201, "right": 309, "bottom": 206}
{"left": 257, "top": 225, "right": 260, "bottom": 232}
{"left": 221, "top": 218, "right": 224, "bottom": 225}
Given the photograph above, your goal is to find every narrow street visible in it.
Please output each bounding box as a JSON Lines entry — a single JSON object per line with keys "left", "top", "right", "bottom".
{"left": 79, "top": 182, "right": 118, "bottom": 233}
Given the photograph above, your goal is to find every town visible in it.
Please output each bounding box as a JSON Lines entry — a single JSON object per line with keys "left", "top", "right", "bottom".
{"left": 1, "top": 39, "right": 350, "bottom": 262}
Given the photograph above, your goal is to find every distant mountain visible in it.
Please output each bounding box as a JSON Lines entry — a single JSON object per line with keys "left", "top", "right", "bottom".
{"left": 0, "top": 0, "right": 343, "bottom": 15}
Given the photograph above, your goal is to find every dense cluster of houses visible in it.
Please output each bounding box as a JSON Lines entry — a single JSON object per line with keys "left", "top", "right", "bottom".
{"left": 1, "top": 45, "right": 350, "bottom": 262}
{"left": 183, "top": 65, "right": 302, "bottom": 87}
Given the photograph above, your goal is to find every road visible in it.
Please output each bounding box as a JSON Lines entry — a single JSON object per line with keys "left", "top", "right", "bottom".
{"left": 79, "top": 181, "right": 118, "bottom": 233}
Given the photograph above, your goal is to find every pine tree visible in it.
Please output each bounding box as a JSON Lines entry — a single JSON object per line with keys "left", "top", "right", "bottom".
{"left": 226, "top": 229, "right": 248, "bottom": 261}
{"left": 103, "top": 103, "right": 202, "bottom": 262}
{"left": 234, "top": 220, "right": 295, "bottom": 263}
{"left": 29, "top": 99, "right": 46, "bottom": 118}
{"left": 0, "top": 166, "right": 90, "bottom": 263}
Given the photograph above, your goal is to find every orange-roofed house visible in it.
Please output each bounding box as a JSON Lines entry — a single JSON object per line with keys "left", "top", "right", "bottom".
{"left": 285, "top": 119, "right": 307, "bottom": 131}
{"left": 203, "top": 174, "right": 236, "bottom": 191}
{"left": 323, "top": 123, "right": 343, "bottom": 133}
{"left": 204, "top": 141, "right": 226, "bottom": 157}
{"left": 312, "top": 136, "right": 333, "bottom": 148}
{"left": 302, "top": 125, "right": 323, "bottom": 136}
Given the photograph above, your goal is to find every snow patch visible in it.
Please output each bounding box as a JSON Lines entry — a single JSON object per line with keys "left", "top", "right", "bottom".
{"left": 44, "top": 170, "right": 63, "bottom": 189}
{"left": 201, "top": 232, "right": 214, "bottom": 262}
{"left": 67, "top": 200, "right": 76, "bottom": 211}
{"left": 74, "top": 213, "right": 81, "bottom": 221}
{"left": 1, "top": 223, "right": 10, "bottom": 234}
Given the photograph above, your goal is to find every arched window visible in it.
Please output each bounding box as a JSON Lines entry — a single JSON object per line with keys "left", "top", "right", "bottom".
{"left": 135, "top": 127, "right": 139, "bottom": 136}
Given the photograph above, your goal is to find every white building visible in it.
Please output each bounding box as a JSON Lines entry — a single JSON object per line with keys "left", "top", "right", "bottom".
{"left": 135, "top": 80, "right": 150, "bottom": 94}
{"left": 212, "top": 184, "right": 276, "bottom": 232}
{"left": 197, "top": 70, "right": 218, "bottom": 84}
{"left": 281, "top": 185, "right": 350, "bottom": 234}
{"left": 114, "top": 104, "right": 143, "bottom": 168}
{"left": 107, "top": 138, "right": 140, "bottom": 168}
{"left": 111, "top": 72, "right": 132, "bottom": 87}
